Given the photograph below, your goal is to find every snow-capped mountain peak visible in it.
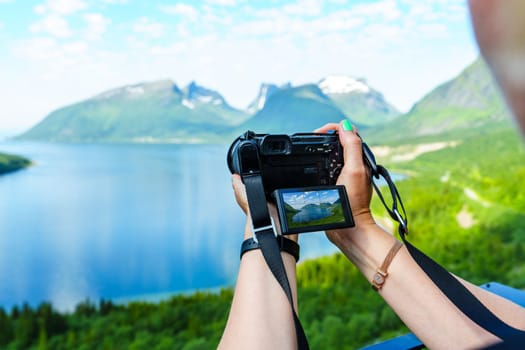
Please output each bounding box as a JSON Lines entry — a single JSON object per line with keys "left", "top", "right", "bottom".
{"left": 318, "top": 76, "right": 370, "bottom": 95}
{"left": 247, "top": 82, "right": 292, "bottom": 113}
{"left": 185, "top": 81, "right": 225, "bottom": 106}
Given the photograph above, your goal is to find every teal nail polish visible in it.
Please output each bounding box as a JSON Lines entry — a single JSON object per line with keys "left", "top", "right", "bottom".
{"left": 342, "top": 120, "right": 353, "bottom": 131}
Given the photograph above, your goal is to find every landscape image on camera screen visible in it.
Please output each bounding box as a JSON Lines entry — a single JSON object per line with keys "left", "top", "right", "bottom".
{"left": 282, "top": 189, "right": 345, "bottom": 230}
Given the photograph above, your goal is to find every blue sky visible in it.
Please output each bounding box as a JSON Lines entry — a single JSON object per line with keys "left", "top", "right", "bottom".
{"left": 284, "top": 189, "right": 340, "bottom": 210}
{"left": 0, "top": 0, "right": 479, "bottom": 134}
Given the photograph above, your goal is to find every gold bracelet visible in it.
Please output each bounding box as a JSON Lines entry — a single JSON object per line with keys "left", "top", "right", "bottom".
{"left": 371, "top": 240, "right": 403, "bottom": 291}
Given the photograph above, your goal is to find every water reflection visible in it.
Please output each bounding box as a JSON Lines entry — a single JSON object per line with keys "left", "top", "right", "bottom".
{"left": 293, "top": 207, "right": 333, "bottom": 223}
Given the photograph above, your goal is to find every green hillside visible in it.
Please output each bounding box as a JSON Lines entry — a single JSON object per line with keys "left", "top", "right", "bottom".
{"left": 365, "top": 58, "right": 509, "bottom": 144}
{"left": 0, "top": 152, "right": 31, "bottom": 175}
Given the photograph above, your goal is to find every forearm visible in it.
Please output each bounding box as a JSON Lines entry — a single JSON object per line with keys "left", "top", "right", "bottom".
{"left": 334, "top": 224, "right": 525, "bottom": 349}
{"left": 218, "top": 220, "right": 298, "bottom": 350}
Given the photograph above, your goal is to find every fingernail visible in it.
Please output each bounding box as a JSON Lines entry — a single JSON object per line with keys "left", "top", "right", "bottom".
{"left": 342, "top": 120, "right": 353, "bottom": 131}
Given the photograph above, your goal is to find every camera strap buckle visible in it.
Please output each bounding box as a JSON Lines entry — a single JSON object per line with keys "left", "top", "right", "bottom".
{"left": 251, "top": 216, "right": 278, "bottom": 243}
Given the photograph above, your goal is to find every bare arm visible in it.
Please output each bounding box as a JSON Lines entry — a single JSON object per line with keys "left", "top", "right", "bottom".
{"left": 218, "top": 174, "right": 298, "bottom": 350}
{"left": 317, "top": 122, "right": 525, "bottom": 349}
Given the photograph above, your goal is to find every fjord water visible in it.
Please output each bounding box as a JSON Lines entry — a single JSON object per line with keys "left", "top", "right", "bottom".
{"left": 0, "top": 142, "right": 338, "bottom": 310}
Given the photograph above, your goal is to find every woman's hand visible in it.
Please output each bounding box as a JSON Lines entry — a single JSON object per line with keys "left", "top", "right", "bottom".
{"left": 231, "top": 173, "right": 249, "bottom": 215}
{"left": 314, "top": 121, "right": 376, "bottom": 246}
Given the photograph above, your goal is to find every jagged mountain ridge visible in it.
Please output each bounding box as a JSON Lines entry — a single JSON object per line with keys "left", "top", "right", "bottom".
{"left": 246, "top": 83, "right": 291, "bottom": 114}
{"left": 318, "top": 76, "right": 400, "bottom": 126}
{"left": 18, "top": 80, "right": 250, "bottom": 143}
{"left": 245, "top": 77, "right": 400, "bottom": 127}
{"left": 17, "top": 58, "right": 505, "bottom": 144}
{"left": 18, "top": 76, "right": 400, "bottom": 143}
{"left": 237, "top": 84, "right": 349, "bottom": 134}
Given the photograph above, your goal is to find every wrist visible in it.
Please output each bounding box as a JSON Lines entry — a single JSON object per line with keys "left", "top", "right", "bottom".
{"left": 332, "top": 222, "right": 399, "bottom": 276}
{"left": 240, "top": 236, "right": 300, "bottom": 262}
{"left": 327, "top": 209, "right": 376, "bottom": 247}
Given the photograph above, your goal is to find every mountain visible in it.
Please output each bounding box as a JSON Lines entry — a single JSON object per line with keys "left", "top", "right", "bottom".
{"left": 318, "top": 76, "right": 400, "bottom": 126}
{"left": 18, "top": 59, "right": 502, "bottom": 145}
{"left": 16, "top": 75, "right": 401, "bottom": 143}
{"left": 236, "top": 84, "right": 349, "bottom": 134}
{"left": 17, "top": 80, "right": 250, "bottom": 143}
{"left": 366, "top": 58, "right": 510, "bottom": 143}
{"left": 284, "top": 202, "right": 300, "bottom": 214}
{"left": 246, "top": 83, "right": 291, "bottom": 114}
{"left": 242, "top": 77, "right": 400, "bottom": 133}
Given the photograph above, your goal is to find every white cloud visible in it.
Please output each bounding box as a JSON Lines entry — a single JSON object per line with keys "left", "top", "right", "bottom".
{"left": 39, "top": 0, "right": 88, "bottom": 15}
{"left": 29, "top": 0, "right": 91, "bottom": 38}
{"left": 12, "top": 37, "right": 62, "bottom": 60}
{"left": 133, "top": 17, "right": 165, "bottom": 39}
{"left": 284, "top": 0, "right": 323, "bottom": 17}
{"left": 84, "top": 13, "right": 110, "bottom": 40}
{"left": 11, "top": 37, "right": 88, "bottom": 62}
{"left": 160, "top": 4, "right": 199, "bottom": 21}
{"left": 205, "top": 0, "right": 235, "bottom": 6}
{"left": 30, "top": 14, "right": 74, "bottom": 38}
{"left": 62, "top": 40, "right": 88, "bottom": 55}
{"left": 101, "top": 0, "right": 127, "bottom": 3}
{"left": 34, "top": 4, "right": 47, "bottom": 14}
{"left": 350, "top": 0, "right": 401, "bottom": 21}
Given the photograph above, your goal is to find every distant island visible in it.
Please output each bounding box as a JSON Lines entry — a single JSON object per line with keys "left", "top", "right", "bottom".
{"left": 0, "top": 152, "right": 31, "bottom": 175}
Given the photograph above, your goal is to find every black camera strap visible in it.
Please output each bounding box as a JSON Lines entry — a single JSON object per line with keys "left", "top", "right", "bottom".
{"left": 243, "top": 173, "right": 310, "bottom": 350}
{"left": 371, "top": 163, "right": 525, "bottom": 348}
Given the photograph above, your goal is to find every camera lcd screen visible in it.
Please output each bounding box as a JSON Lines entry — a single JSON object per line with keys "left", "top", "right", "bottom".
{"left": 273, "top": 186, "right": 354, "bottom": 235}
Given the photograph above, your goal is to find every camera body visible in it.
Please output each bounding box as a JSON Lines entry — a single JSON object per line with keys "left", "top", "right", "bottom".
{"left": 227, "top": 131, "right": 344, "bottom": 197}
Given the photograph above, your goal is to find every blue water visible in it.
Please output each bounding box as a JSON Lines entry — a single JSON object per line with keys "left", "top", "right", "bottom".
{"left": 0, "top": 142, "right": 338, "bottom": 310}
{"left": 293, "top": 206, "right": 333, "bottom": 223}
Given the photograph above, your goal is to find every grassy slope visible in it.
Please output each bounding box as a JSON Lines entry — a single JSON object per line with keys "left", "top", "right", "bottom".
{"left": 0, "top": 152, "right": 31, "bottom": 175}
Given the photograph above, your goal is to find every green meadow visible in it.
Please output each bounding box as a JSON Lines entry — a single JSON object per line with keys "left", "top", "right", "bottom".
{"left": 286, "top": 203, "right": 346, "bottom": 230}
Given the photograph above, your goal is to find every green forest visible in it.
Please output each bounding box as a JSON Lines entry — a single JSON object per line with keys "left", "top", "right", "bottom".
{"left": 1, "top": 127, "right": 524, "bottom": 349}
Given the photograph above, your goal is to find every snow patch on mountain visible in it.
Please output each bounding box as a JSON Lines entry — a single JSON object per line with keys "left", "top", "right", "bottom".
{"left": 182, "top": 99, "right": 195, "bottom": 109}
{"left": 318, "top": 76, "right": 370, "bottom": 94}
{"left": 247, "top": 83, "right": 291, "bottom": 113}
{"left": 126, "top": 86, "right": 145, "bottom": 96}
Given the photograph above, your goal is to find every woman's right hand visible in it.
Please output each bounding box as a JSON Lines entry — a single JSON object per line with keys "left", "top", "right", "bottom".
{"left": 315, "top": 121, "right": 377, "bottom": 247}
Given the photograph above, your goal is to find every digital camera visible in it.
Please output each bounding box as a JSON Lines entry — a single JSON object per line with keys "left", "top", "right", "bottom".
{"left": 227, "top": 131, "right": 344, "bottom": 196}
{"left": 227, "top": 130, "right": 355, "bottom": 234}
